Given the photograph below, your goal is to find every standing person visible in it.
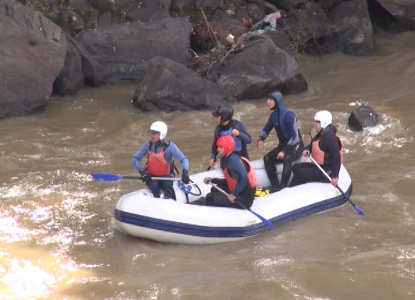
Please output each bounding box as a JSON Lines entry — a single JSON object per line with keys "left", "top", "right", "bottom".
{"left": 132, "top": 121, "right": 190, "bottom": 200}
{"left": 203, "top": 136, "right": 257, "bottom": 209}
{"left": 256, "top": 91, "right": 304, "bottom": 192}
{"left": 209, "top": 105, "right": 252, "bottom": 169}
{"left": 290, "top": 110, "right": 342, "bottom": 187}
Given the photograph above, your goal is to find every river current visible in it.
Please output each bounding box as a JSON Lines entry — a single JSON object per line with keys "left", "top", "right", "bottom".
{"left": 0, "top": 31, "right": 414, "bottom": 300}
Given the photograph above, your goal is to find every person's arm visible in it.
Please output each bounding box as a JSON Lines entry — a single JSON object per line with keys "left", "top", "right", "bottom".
{"left": 325, "top": 135, "right": 341, "bottom": 178}
{"left": 211, "top": 127, "right": 219, "bottom": 159}
{"left": 258, "top": 114, "right": 274, "bottom": 141}
{"left": 228, "top": 156, "right": 248, "bottom": 197}
{"left": 131, "top": 141, "right": 150, "bottom": 172}
{"left": 235, "top": 121, "right": 252, "bottom": 144}
{"left": 170, "top": 142, "right": 190, "bottom": 170}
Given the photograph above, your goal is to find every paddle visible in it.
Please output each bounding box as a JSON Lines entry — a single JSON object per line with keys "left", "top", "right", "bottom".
{"left": 91, "top": 173, "right": 181, "bottom": 182}
{"left": 308, "top": 156, "right": 366, "bottom": 216}
{"left": 209, "top": 182, "right": 275, "bottom": 230}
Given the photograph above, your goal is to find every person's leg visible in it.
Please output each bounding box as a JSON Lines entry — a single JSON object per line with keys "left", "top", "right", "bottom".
{"left": 160, "top": 180, "right": 176, "bottom": 200}
{"left": 234, "top": 188, "right": 256, "bottom": 209}
{"left": 146, "top": 180, "right": 161, "bottom": 198}
{"left": 205, "top": 192, "right": 233, "bottom": 207}
{"left": 290, "top": 163, "right": 327, "bottom": 187}
{"left": 279, "top": 147, "right": 299, "bottom": 190}
{"left": 263, "top": 147, "right": 281, "bottom": 190}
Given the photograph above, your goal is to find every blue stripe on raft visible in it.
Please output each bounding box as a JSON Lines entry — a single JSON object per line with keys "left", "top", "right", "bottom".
{"left": 115, "top": 185, "right": 352, "bottom": 238}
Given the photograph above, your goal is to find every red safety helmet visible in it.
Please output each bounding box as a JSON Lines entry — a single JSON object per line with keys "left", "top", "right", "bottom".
{"left": 216, "top": 136, "right": 235, "bottom": 155}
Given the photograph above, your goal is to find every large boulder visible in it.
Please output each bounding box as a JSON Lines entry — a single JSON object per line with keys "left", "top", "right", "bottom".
{"left": 67, "top": 35, "right": 108, "bottom": 87}
{"left": 133, "top": 56, "right": 236, "bottom": 112}
{"left": 321, "top": 0, "right": 375, "bottom": 56}
{"left": 0, "top": 1, "right": 67, "bottom": 119}
{"left": 75, "top": 17, "right": 193, "bottom": 82}
{"left": 217, "top": 38, "right": 307, "bottom": 99}
{"left": 376, "top": 0, "right": 415, "bottom": 30}
{"left": 53, "top": 34, "right": 85, "bottom": 95}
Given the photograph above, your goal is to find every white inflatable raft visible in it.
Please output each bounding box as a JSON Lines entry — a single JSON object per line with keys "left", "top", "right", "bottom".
{"left": 114, "top": 158, "right": 352, "bottom": 244}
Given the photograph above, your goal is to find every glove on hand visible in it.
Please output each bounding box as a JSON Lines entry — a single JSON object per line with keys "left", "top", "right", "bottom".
{"left": 181, "top": 169, "right": 190, "bottom": 184}
{"left": 139, "top": 169, "right": 152, "bottom": 183}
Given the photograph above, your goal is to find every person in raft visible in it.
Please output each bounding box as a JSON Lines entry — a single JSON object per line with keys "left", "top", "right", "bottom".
{"left": 203, "top": 136, "right": 257, "bottom": 209}
{"left": 256, "top": 91, "right": 304, "bottom": 192}
{"left": 290, "top": 110, "right": 343, "bottom": 187}
{"left": 209, "top": 105, "right": 252, "bottom": 169}
{"left": 132, "top": 121, "right": 190, "bottom": 200}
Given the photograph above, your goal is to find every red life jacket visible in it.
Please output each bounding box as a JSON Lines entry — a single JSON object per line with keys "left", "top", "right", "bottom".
{"left": 311, "top": 136, "right": 343, "bottom": 165}
{"left": 146, "top": 143, "right": 171, "bottom": 176}
{"left": 224, "top": 156, "right": 258, "bottom": 192}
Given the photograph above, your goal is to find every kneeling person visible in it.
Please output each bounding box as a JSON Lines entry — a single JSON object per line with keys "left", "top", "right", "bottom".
{"left": 132, "top": 121, "right": 190, "bottom": 200}
{"left": 204, "top": 136, "right": 257, "bottom": 209}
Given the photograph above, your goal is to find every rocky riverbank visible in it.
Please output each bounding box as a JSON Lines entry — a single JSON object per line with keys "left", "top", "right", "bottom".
{"left": 1, "top": 0, "right": 413, "bottom": 119}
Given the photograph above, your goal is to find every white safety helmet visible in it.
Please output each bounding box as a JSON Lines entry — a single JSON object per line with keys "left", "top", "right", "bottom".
{"left": 314, "top": 110, "right": 332, "bottom": 129}
{"left": 149, "top": 121, "right": 168, "bottom": 140}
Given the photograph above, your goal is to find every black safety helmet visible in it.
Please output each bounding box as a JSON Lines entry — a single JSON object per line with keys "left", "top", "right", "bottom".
{"left": 212, "top": 105, "right": 234, "bottom": 122}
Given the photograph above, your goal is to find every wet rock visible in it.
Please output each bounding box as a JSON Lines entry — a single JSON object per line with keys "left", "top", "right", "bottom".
{"left": 217, "top": 38, "right": 307, "bottom": 99}
{"left": 376, "top": 0, "right": 415, "bottom": 30}
{"left": 126, "top": 0, "right": 171, "bottom": 22}
{"left": 348, "top": 105, "right": 379, "bottom": 131}
{"left": 75, "top": 17, "right": 193, "bottom": 82}
{"left": 321, "top": 0, "right": 375, "bottom": 56}
{"left": 66, "top": 35, "right": 108, "bottom": 87}
{"left": 133, "top": 56, "right": 236, "bottom": 112}
{"left": 53, "top": 35, "right": 85, "bottom": 95}
{"left": 0, "top": 1, "right": 67, "bottom": 119}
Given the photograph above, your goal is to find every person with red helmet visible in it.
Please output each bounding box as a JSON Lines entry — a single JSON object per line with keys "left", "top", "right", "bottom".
{"left": 209, "top": 105, "right": 252, "bottom": 169}
{"left": 203, "top": 136, "right": 257, "bottom": 209}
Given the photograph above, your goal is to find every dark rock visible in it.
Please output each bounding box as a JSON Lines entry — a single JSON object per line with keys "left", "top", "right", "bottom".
{"left": 211, "top": 9, "right": 247, "bottom": 35}
{"left": 0, "top": 1, "right": 67, "bottom": 119}
{"left": 75, "top": 17, "right": 193, "bottom": 82}
{"left": 67, "top": 35, "right": 108, "bottom": 87}
{"left": 304, "top": 2, "right": 328, "bottom": 40}
{"left": 195, "top": 0, "right": 225, "bottom": 12}
{"left": 133, "top": 56, "right": 236, "bottom": 112}
{"left": 97, "top": 12, "right": 112, "bottom": 28}
{"left": 322, "top": 0, "right": 375, "bottom": 56}
{"left": 217, "top": 38, "right": 307, "bottom": 99}
{"left": 348, "top": 105, "right": 379, "bottom": 131}
{"left": 53, "top": 35, "right": 85, "bottom": 95}
{"left": 126, "top": 0, "right": 171, "bottom": 22}
{"left": 170, "top": 0, "right": 194, "bottom": 11}
{"left": 376, "top": 0, "right": 415, "bottom": 30}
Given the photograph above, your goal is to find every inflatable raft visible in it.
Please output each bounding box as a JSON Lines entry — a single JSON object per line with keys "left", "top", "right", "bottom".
{"left": 113, "top": 158, "right": 353, "bottom": 244}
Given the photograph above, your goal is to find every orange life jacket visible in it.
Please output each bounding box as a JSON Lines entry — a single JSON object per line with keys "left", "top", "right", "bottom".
{"left": 224, "top": 156, "right": 258, "bottom": 192}
{"left": 146, "top": 144, "right": 171, "bottom": 176}
{"left": 311, "top": 136, "right": 343, "bottom": 165}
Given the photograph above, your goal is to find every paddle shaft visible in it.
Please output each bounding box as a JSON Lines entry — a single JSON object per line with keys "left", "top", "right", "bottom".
{"left": 123, "top": 176, "right": 181, "bottom": 181}
{"left": 308, "top": 156, "right": 365, "bottom": 215}
{"left": 209, "top": 182, "right": 275, "bottom": 229}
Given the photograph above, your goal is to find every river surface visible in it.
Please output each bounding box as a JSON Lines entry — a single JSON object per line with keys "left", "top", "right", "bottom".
{"left": 1, "top": 31, "right": 414, "bottom": 300}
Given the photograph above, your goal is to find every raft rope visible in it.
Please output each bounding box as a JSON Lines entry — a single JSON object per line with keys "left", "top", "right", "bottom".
{"left": 178, "top": 180, "right": 202, "bottom": 203}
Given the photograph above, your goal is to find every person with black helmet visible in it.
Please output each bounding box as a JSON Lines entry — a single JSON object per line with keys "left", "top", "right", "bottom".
{"left": 132, "top": 121, "right": 190, "bottom": 200}
{"left": 290, "top": 110, "right": 343, "bottom": 187}
{"left": 209, "top": 105, "right": 252, "bottom": 168}
{"left": 257, "top": 92, "right": 304, "bottom": 192}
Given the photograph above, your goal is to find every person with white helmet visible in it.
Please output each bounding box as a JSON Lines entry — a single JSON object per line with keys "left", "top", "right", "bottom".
{"left": 209, "top": 105, "right": 252, "bottom": 168}
{"left": 290, "top": 110, "right": 343, "bottom": 187}
{"left": 256, "top": 91, "right": 304, "bottom": 192}
{"left": 131, "top": 121, "right": 190, "bottom": 200}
